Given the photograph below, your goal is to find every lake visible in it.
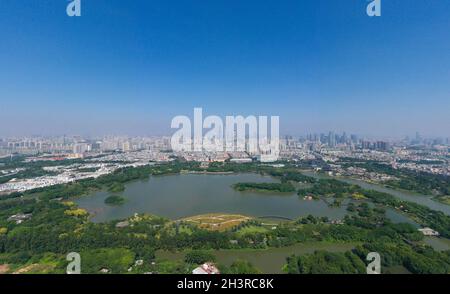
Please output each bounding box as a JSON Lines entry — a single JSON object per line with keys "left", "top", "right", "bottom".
{"left": 75, "top": 173, "right": 348, "bottom": 222}
{"left": 75, "top": 171, "right": 449, "bottom": 223}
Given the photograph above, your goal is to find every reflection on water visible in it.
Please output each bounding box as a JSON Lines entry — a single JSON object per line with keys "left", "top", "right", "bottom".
{"left": 75, "top": 173, "right": 348, "bottom": 222}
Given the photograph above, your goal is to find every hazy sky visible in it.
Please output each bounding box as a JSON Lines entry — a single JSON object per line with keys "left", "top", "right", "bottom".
{"left": 0, "top": 0, "right": 449, "bottom": 138}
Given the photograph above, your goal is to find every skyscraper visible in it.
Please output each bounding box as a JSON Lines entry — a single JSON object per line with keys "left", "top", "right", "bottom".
{"left": 328, "top": 131, "right": 336, "bottom": 148}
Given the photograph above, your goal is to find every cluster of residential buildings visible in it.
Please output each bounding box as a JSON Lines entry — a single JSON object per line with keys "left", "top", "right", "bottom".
{"left": 87, "top": 150, "right": 172, "bottom": 163}
{"left": 0, "top": 161, "right": 150, "bottom": 194}
{"left": 0, "top": 136, "right": 172, "bottom": 156}
{"left": 0, "top": 132, "right": 448, "bottom": 194}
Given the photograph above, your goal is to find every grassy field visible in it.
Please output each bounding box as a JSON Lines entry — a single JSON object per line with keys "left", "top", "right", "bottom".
{"left": 12, "top": 263, "right": 56, "bottom": 274}
{"left": 181, "top": 213, "right": 251, "bottom": 231}
{"left": 1, "top": 253, "right": 64, "bottom": 274}
{"left": 436, "top": 195, "right": 450, "bottom": 205}
{"left": 236, "top": 225, "right": 269, "bottom": 236}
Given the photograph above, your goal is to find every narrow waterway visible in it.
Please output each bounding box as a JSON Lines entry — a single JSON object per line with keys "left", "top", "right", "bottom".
{"left": 300, "top": 170, "right": 450, "bottom": 215}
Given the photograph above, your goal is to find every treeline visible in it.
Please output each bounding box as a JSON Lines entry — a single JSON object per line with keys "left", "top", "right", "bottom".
{"left": 353, "top": 242, "right": 450, "bottom": 274}
{"left": 343, "top": 161, "right": 450, "bottom": 196}
{"left": 104, "top": 195, "right": 125, "bottom": 206}
{"left": 297, "top": 179, "right": 357, "bottom": 198}
{"left": 285, "top": 243, "right": 450, "bottom": 274}
{"left": 285, "top": 251, "right": 366, "bottom": 274}
{"left": 233, "top": 182, "right": 296, "bottom": 193}
{"left": 266, "top": 169, "right": 316, "bottom": 184}
{"left": 284, "top": 218, "right": 450, "bottom": 274}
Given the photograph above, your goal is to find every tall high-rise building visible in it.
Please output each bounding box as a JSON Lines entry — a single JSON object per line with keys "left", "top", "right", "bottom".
{"left": 328, "top": 131, "right": 336, "bottom": 148}
{"left": 362, "top": 141, "right": 372, "bottom": 150}
{"left": 122, "top": 141, "right": 131, "bottom": 152}
{"left": 341, "top": 132, "right": 348, "bottom": 144}
{"left": 375, "top": 141, "right": 389, "bottom": 151}
{"left": 73, "top": 143, "right": 90, "bottom": 154}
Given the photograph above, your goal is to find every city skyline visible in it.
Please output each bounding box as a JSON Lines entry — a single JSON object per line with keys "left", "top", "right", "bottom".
{"left": 1, "top": 1, "right": 449, "bottom": 137}
{"left": 0, "top": 130, "right": 449, "bottom": 142}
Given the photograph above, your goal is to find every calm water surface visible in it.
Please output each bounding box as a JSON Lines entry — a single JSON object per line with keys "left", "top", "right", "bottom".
{"left": 75, "top": 173, "right": 348, "bottom": 222}
{"left": 424, "top": 237, "right": 450, "bottom": 251}
{"left": 75, "top": 171, "right": 450, "bottom": 223}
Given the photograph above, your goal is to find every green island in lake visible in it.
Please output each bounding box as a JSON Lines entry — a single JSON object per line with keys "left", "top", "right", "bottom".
{"left": 104, "top": 195, "right": 126, "bottom": 206}
{"left": 232, "top": 182, "right": 296, "bottom": 193}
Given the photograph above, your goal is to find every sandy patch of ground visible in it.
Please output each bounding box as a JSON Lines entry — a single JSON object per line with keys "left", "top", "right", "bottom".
{"left": 12, "top": 263, "right": 55, "bottom": 274}
{"left": 182, "top": 213, "right": 251, "bottom": 231}
{"left": 0, "top": 264, "right": 10, "bottom": 274}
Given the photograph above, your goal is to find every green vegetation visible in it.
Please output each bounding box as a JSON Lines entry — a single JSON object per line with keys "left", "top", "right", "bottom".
{"left": 299, "top": 177, "right": 450, "bottom": 238}
{"left": 437, "top": 196, "right": 450, "bottom": 205}
{"left": 108, "top": 182, "right": 126, "bottom": 193}
{"left": 0, "top": 160, "right": 449, "bottom": 274}
{"left": 221, "top": 259, "right": 262, "bottom": 274}
{"left": 285, "top": 251, "right": 366, "bottom": 274}
{"left": 150, "top": 260, "right": 191, "bottom": 274}
{"left": 353, "top": 242, "right": 450, "bottom": 274}
{"left": 236, "top": 225, "right": 269, "bottom": 237}
{"left": 341, "top": 160, "right": 450, "bottom": 197}
{"left": 104, "top": 195, "right": 126, "bottom": 206}
{"left": 397, "top": 159, "right": 445, "bottom": 165}
{"left": 233, "top": 182, "right": 296, "bottom": 193}
{"left": 297, "top": 179, "right": 358, "bottom": 208}
{"left": 80, "top": 248, "right": 135, "bottom": 274}
{"left": 76, "top": 167, "right": 99, "bottom": 173}
{"left": 184, "top": 250, "right": 216, "bottom": 264}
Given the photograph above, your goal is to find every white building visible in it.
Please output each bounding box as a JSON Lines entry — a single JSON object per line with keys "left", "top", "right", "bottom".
{"left": 418, "top": 227, "right": 440, "bottom": 236}
{"left": 192, "top": 263, "right": 220, "bottom": 274}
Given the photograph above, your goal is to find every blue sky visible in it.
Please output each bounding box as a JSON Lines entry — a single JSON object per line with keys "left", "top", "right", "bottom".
{"left": 0, "top": 0, "right": 449, "bottom": 138}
